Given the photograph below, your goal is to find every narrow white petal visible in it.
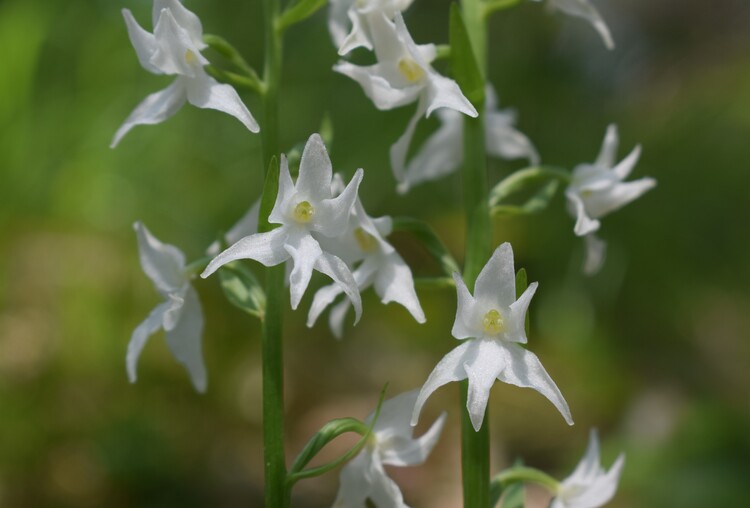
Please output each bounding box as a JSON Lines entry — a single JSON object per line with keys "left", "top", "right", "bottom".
{"left": 499, "top": 343, "right": 573, "bottom": 425}
{"left": 374, "top": 252, "right": 425, "bottom": 323}
{"left": 151, "top": 9, "right": 205, "bottom": 76}
{"left": 307, "top": 283, "right": 344, "bottom": 328}
{"left": 297, "top": 133, "right": 334, "bottom": 202}
{"left": 338, "top": 9, "right": 373, "bottom": 55}
{"left": 368, "top": 458, "right": 409, "bottom": 508}
{"left": 484, "top": 111, "right": 540, "bottom": 165}
{"left": 226, "top": 200, "right": 261, "bottom": 245}
{"left": 328, "top": 0, "right": 352, "bottom": 49}
{"left": 595, "top": 124, "right": 619, "bottom": 168}
{"left": 508, "top": 281, "right": 538, "bottom": 344}
{"left": 153, "top": 0, "right": 206, "bottom": 49}
{"left": 111, "top": 80, "right": 187, "bottom": 148}
{"left": 268, "top": 155, "right": 296, "bottom": 226}
{"left": 574, "top": 453, "right": 625, "bottom": 507}
{"left": 334, "top": 61, "right": 422, "bottom": 110}
{"left": 390, "top": 98, "right": 428, "bottom": 185}
{"left": 201, "top": 228, "right": 289, "bottom": 278}
{"left": 133, "top": 221, "right": 186, "bottom": 293}
{"left": 611, "top": 144, "right": 641, "bottom": 180}
{"left": 464, "top": 339, "right": 507, "bottom": 431}
{"left": 315, "top": 251, "right": 363, "bottom": 324}
{"left": 333, "top": 451, "right": 373, "bottom": 508}
{"left": 315, "top": 169, "right": 364, "bottom": 237}
{"left": 122, "top": 9, "right": 160, "bottom": 74}
{"left": 474, "top": 242, "right": 516, "bottom": 309}
{"left": 329, "top": 298, "right": 352, "bottom": 340}
{"left": 411, "top": 340, "right": 475, "bottom": 426}
{"left": 594, "top": 177, "right": 657, "bottom": 217}
{"left": 164, "top": 287, "right": 207, "bottom": 392}
{"left": 567, "top": 429, "right": 602, "bottom": 485}
{"left": 285, "top": 232, "right": 324, "bottom": 310}
{"left": 424, "top": 73, "right": 478, "bottom": 118}
{"left": 582, "top": 234, "right": 607, "bottom": 276}
{"left": 127, "top": 302, "right": 169, "bottom": 383}
{"left": 566, "top": 190, "right": 601, "bottom": 236}
{"left": 548, "top": 0, "right": 615, "bottom": 49}
{"left": 186, "top": 73, "right": 260, "bottom": 133}
{"left": 382, "top": 412, "right": 447, "bottom": 467}
{"left": 451, "top": 272, "right": 479, "bottom": 340}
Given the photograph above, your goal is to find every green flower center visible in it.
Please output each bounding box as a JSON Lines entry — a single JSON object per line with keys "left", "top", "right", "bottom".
{"left": 293, "top": 201, "right": 315, "bottom": 223}
{"left": 482, "top": 309, "right": 505, "bottom": 335}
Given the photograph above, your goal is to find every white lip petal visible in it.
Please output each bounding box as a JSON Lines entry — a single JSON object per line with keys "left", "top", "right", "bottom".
{"left": 285, "top": 232, "right": 324, "bottom": 310}
{"left": 373, "top": 251, "right": 425, "bottom": 323}
{"left": 111, "top": 80, "right": 187, "bottom": 148}
{"left": 307, "top": 283, "right": 345, "bottom": 328}
{"left": 464, "top": 339, "right": 507, "bottom": 431}
{"left": 127, "top": 301, "right": 170, "bottom": 384}
{"left": 133, "top": 221, "right": 186, "bottom": 292}
{"left": 164, "top": 287, "right": 207, "bottom": 392}
{"left": 186, "top": 74, "right": 260, "bottom": 133}
{"left": 582, "top": 234, "right": 607, "bottom": 276}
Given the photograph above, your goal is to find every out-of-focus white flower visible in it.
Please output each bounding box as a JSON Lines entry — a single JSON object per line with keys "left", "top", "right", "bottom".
{"left": 129, "top": 222, "right": 207, "bottom": 392}
{"left": 566, "top": 124, "right": 655, "bottom": 274}
{"left": 329, "top": 0, "right": 415, "bottom": 55}
{"left": 335, "top": 12, "right": 477, "bottom": 187}
{"left": 411, "top": 243, "right": 573, "bottom": 432}
{"left": 112, "top": 0, "right": 259, "bottom": 147}
{"left": 206, "top": 200, "right": 260, "bottom": 257}
{"left": 534, "top": 0, "right": 615, "bottom": 50}
{"left": 308, "top": 176, "right": 425, "bottom": 337}
{"left": 332, "top": 390, "right": 446, "bottom": 508}
{"left": 201, "top": 134, "right": 363, "bottom": 318}
{"left": 396, "top": 86, "right": 539, "bottom": 193}
{"left": 551, "top": 430, "right": 625, "bottom": 508}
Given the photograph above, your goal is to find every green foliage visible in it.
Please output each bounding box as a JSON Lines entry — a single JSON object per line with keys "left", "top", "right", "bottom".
{"left": 449, "top": 3, "right": 485, "bottom": 108}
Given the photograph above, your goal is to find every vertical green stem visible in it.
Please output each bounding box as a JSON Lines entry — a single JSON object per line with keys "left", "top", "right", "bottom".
{"left": 260, "top": 0, "right": 287, "bottom": 506}
{"left": 460, "top": 0, "right": 490, "bottom": 507}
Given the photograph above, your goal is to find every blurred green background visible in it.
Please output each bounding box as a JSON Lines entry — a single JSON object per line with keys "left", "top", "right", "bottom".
{"left": 1, "top": 0, "right": 750, "bottom": 506}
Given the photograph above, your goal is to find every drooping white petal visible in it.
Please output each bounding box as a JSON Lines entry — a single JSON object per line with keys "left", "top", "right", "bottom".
{"left": 315, "top": 169, "right": 364, "bottom": 237}
{"left": 451, "top": 272, "right": 480, "bottom": 340}
{"left": 127, "top": 301, "right": 170, "bottom": 384}
{"left": 484, "top": 110, "right": 540, "bottom": 164}
{"left": 543, "top": 0, "right": 615, "bottom": 50}
{"left": 508, "top": 281, "right": 538, "bottom": 344}
{"left": 464, "top": 339, "right": 508, "bottom": 431}
{"left": 566, "top": 190, "right": 601, "bottom": 236}
{"left": 582, "top": 234, "right": 607, "bottom": 276}
{"left": 473, "top": 242, "right": 517, "bottom": 310}
{"left": 153, "top": 0, "right": 206, "bottom": 50}
{"left": 201, "top": 227, "right": 289, "bottom": 278}
{"left": 111, "top": 80, "right": 187, "bottom": 148}
{"left": 424, "top": 73, "right": 478, "bottom": 118}
{"left": 328, "top": 0, "right": 354, "bottom": 49}
{"left": 164, "top": 286, "right": 207, "bottom": 392}
{"left": 134, "top": 221, "right": 187, "bottom": 293}
{"left": 411, "top": 340, "right": 475, "bottom": 426}
{"left": 499, "top": 343, "right": 574, "bottom": 425}
{"left": 333, "top": 451, "right": 372, "bottom": 508}
{"left": 584, "top": 177, "right": 657, "bottom": 219}
{"left": 285, "top": 232, "right": 324, "bottom": 310}
{"left": 122, "top": 9, "right": 160, "bottom": 74}
{"left": 315, "top": 251, "right": 363, "bottom": 323}
{"left": 307, "top": 283, "right": 345, "bottom": 328}
{"left": 595, "top": 124, "right": 618, "bottom": 168}
{"left": 390, "top": 97, "right": 428, "bottom": 185}
{"left": 329, "top": 298, "right": 352, "bottom": 339}
{"left": 186, "top": 73, "right": 260, "bottom": 133}
{"left": 367, "top": 457, "right": 409, "bottom": 508}
{"left": 373, "top": 252, "right": 425, "bottom": 323}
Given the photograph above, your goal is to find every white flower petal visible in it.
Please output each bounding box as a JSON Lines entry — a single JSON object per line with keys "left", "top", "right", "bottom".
{"left": 595, "top": 124, "right": 618, "bottom": 168}
{"left": 474, "top": 242, "right": 517, "bottom": 310}
{"left": 382, "top": 412, "right": 446, "bottom": 467}
{"left": 338, "top": 9, "right": 373, "bottom": 55}
{"left": 499, "top": 343, "right": 573, "bottom": 425}
{"left": 328, "top": 0, "right": 353, "bottom": 49}
{"left": 297, "top": 133, "right": 334, "bottom": 202}
{"left": 127, "top": 301, "right": 169, "bottom": 384}
{"left": 582, "top": 234, "right": 607, "bottom": 276}
{"left": 566, "top": 190, "right": 601, "bottom": 236}
{"left": 315, "top": 251, "right": 363, "bottom": 324}
{"left": 484, "top": 110, "right": 540, "bottom": 164}
{"left": 390, "top": 98, "right": 428, "bottom": 185}
{"left": 374, "top": 252, "right": 425, "bottom": 323}
{"left": 464, "top": 339, "right": 508, "bottom": 431}
{"left": 133, "top": 221, "right": 186, "bottom": 292}
{"left": 424, "top": 73, "right": 478, "bottom": 118}
{"left": 333, "top": 451, "right": 373, "bottom": 508}
{"left": 151, "top": 9, "right": 205, "bottom": 76}
{"left": 269, "top": 155, "right": 296, "bottom": 226}
{"left": 546, "top": 0, "right": 615, "bottom": 49}
{"left": 307, "top": 283, "right": 345, "bottom": 328}
{"left": 285, "top": 232, "right": 324, "bottom": 310}
{"left": 201, "top": 227, "right": 289, "bottom": 278}
{"left": 508, "top": 281, "right": 538, "bottom": 344}
{"left": 451, "top": 272, "right": 480, "bottom": 340}
{"left": 153, "top": 0, "right": 206, "bottom": 50}
{"left": 315, "top": 169, "right": 364, "bottom": 237}
{"left": 587, "top": 177, "right": 656, "bottom": 218}
{"left": 368, "top": 458, "right": 409, "bottom": 508}
{"left": 186, "top": 73, "right": 260, "bottom": 133}
{"left": 611, "top": 144, "right": 641, "bottom": 180}
{"left": 329, "top": 298, "right": 352, "bottom": 340}
{"left": 570, "top": 454, "right": 624, "bottom": 507}
{"left": 164, "top": 286, "right": 207, "bottom": 392}
{"left": 567, "top": 429, "right": 602, "bottom": 485}
{"left": 411, "top": 340, "right": 475, "bottom": 426}
{"left": 334, "top": 61, "right": 422, "bottom": 110}
{"left": 122, "top": 9, "right": 160, "bottom": 74}
{"left": 111, "top": 79, "right": 187, "bottom": 148}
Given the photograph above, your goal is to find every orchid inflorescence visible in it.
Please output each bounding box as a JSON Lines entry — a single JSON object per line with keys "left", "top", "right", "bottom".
{"left": 113, "top": 0, "right": 654, "bottom": 506}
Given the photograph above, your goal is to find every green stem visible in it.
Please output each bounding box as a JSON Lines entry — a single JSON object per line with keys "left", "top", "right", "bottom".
{"left": 260, "top": 0, "right": 287, "bottom": 506}
{"left": 492, "top": 467, "right": 560, "bottom": 493}
{"left": 461, "top": 1, "right": 490, "bottom": 506}
{"left": 482, "top": 0, "right": 523, "bottom": 19}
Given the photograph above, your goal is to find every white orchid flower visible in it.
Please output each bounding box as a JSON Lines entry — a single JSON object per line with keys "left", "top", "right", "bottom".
{"left": 566, "top": 124, "right": 655, "bottom": 274}
{"left": 329, "top": 0, "right": 415, "bottom": 55}
{"left": 551, "top": 430, "right": 625, "bottom": 508}
{"left": 201, "top": 134, "right": 364, "bottom": 319}
{"left": 396, "top": 86, "right": 539, "bottom": 193}
{"left": 333, "top": 390, "right": 446, "bottom": 508}
{"left": 112, "top": 0, "right": 259, "bottom": 147}
{"left": 411, "top": 243, "right": 573, "bottom": 432}
{"left": 308, "top": 178, "right": 425, "bottom": 337}
{"left": 128, "top": 222, "right": 207, "bottom": 392}
{"left": 334, "top": 12, "right": 477, "bottom": 186}
{"left": 533, "top": 0, "right": 615, "bottom": 50}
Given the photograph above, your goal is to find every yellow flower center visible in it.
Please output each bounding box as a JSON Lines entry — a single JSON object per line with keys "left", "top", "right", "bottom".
{"left": 353, "top": 227, "right": 378, "bottom": 252}
{"left": 397, "top": 57, "right": 425, "bottom": 83}
{"left": 185, "top": 49, "right": 199, "bottom": 65}
{"left": 581, "top": 189, "right": 594, "bottom": 197}
{"left": 293, "top": 201, "right": 315, "bottom": 223}
{"left": 482, "top": 309, "right": 505, "bottom": 335}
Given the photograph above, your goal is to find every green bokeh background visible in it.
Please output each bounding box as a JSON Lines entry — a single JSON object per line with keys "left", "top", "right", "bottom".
{"left": 1, "top": 0, "right": 749, "bottom": 506}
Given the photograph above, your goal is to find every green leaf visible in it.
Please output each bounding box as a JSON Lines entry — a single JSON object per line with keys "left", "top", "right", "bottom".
{"left": 515, "top": 268, "right": 529, "bottom": 336}
{"left": 218, "top": 263, "right": 266, "bottom": 318}
{"left": 391, "top": 217, "right": 461, "bottom": 277}
{"left": 449, "top": 3, "right": 485, "bottom": 108}
{"left": 489, "top": 166, "right": 569, "bottom": 208}
{"left": 491, "top": 179, "right": 560, "bottom": 217}
{"left": 277, "top": 0, "right": 327, "bottom": 33}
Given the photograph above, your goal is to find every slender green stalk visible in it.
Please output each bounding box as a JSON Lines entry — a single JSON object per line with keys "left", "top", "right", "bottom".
{"left": 492, "top": 467, "right": 560, "bottom": 493}
{"left": 461, "top": 0, "right": 491, "bottom": 506}
{"left": 260, "top": 0, "right": 287, "bottom": 506}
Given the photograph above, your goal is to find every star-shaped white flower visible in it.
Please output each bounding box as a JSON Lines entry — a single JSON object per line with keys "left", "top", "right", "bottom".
{"left": 308, "top": 178, "right": 425, "bottom": 338}
{"left": 111, "top": 0, "right": 259, "bottom": 147}
{"left": 329, "top": 0, "right": 415, "bottom": 55}
{"left": 201, "top": 134, "right": 363, "bottom": 318}
{"left": 128, "top": 222, "right": 207, "bottom": 392}
{"left": 396, "top": 86, "right": 539, "bottom": 194}
{"left": 333, "top": 390, "right": 446, "bottom": 508}
{"left": 411, "top": 243, "right": 573, "bottom": 432}
{"left": 533, "top": 0, "right": 615, "bottom": 50}
{"left": 551, "top": 430, "right": 625, "bottom": 508}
